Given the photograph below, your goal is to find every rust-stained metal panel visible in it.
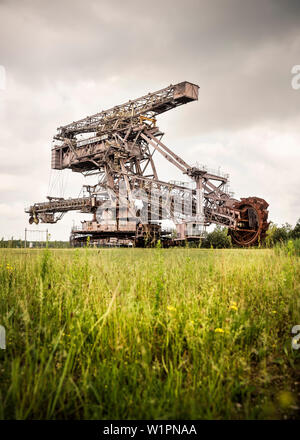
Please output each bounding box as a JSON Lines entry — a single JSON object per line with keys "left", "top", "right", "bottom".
{"left": 173, "top": 81, "right": 199, "bottom": 102}
{"left": 51, "top": 148, "right": 62, "bottom": 170}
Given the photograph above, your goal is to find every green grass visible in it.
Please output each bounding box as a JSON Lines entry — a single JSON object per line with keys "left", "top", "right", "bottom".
{"left": 0, "top": 247, "right": 299, "bottom": 419}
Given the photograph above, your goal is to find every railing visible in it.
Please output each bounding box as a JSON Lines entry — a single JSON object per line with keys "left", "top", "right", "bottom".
{"left": 193, "top": 162, "right": 230, "bottom": 180}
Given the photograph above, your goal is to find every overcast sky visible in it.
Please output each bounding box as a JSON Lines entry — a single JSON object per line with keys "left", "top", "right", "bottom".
{"left": 0, "top": 0, "right": 299, "bottom": 240}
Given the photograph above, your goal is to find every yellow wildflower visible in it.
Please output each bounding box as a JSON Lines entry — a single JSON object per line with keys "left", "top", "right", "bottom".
{"left": 271, "top": 310, "right": 277, "bottom": 314}
{"left": 215, "top": 328, "right": 224, "bottom": 333}
{"left": 277, "top": 391, "right": 295, "bottom": 409}
{"left": 230, "top": 305, "right": 238, "bottom": 311}
{"left": 167, "top": 306, "right": 176, "bottom": 312}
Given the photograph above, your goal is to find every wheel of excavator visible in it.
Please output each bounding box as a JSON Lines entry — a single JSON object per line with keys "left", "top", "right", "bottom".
{"left": 228, "top": 197, "right": 269, "bottom": 247}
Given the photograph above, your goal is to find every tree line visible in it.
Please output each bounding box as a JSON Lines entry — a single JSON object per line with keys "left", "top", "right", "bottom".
{"left": 188, "top": 218, "right": 300, "bottom": 249}
{"left": 0, "top": 238, "right": 70, "bottom": 248}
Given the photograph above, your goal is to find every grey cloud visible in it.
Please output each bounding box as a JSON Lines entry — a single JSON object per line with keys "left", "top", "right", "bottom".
{"left": 0, "top": 0, "right": 299, "bottom": 239}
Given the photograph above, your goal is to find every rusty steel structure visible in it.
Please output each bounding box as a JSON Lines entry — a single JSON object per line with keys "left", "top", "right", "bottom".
{"left": 26, "top": 81, "right": 269, "bottom": 246}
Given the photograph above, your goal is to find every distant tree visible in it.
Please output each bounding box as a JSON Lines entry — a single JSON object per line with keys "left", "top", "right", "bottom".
{"left": 291, "top": 218, "right": 300, "bottom": 239}
{"left": 266, "top": 222, "right": 293, "bottom": 246}
{"left": 203, "top": 226, "right": 231, "bottom": 248}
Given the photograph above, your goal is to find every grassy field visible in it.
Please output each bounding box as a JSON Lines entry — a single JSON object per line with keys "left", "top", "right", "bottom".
{"left": 0, "top": 246, "right": 299, "bottom": 420}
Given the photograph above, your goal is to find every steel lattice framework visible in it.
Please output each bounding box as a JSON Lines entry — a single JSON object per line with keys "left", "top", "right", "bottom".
{"left": 26, "top": 81, "right": 269, "bottom": 246}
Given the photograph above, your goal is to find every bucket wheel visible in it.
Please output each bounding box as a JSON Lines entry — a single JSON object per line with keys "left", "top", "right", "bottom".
{"left": 228, "top": 197, "right": 269, "bottom": 246}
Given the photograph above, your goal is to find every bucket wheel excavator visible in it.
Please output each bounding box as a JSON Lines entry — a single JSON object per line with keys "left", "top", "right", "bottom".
{"left": 25, "top": 81, "right": 269, "bottom": 246}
